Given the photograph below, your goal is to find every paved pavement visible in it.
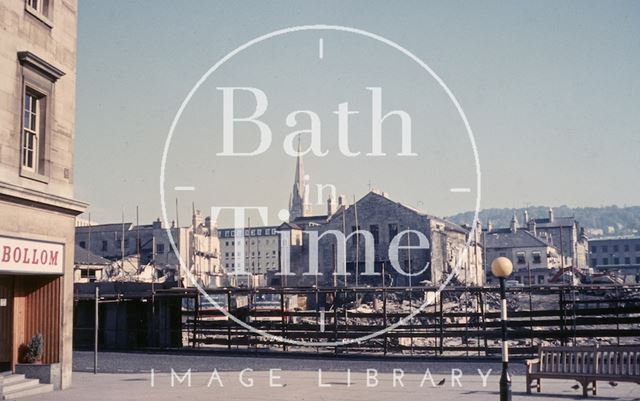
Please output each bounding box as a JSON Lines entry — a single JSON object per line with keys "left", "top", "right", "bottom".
{"left": 12, "top": 351, "right": 640, "bottom": 400}
{"left": 23, "top": 370, "right": 640, "bottom": 401}
{"left": 73, "top": 350, "right": 526, "bottom": 375}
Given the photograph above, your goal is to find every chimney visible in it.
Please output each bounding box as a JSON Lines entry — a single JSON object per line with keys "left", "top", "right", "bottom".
{"left": 337, "top": 194, "right": 348, "bottom": 208}
{"left": 531, "top": 220, "right": 537, "bottom": 236}
{"left": 327, "top": 197, "right": 335, "bottom": 216}
{"left": 548, "top": 208, "right": 554, "bottom": 222}
{"left": 523, "top": 209, "right": 529, "bottom": 223}
{"left": 152, "top": 218, "right": 162, "bottom": 229}
{"left": 487, "top": 221, "right": 493, "bottom": 232}
{"left": 510, "top": 213, "right": 518, "bottom": 233}
{"left": 204, "top": 216, "right": 214, "bottom": 230}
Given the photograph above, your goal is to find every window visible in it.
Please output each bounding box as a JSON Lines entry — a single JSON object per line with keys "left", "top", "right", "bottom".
{"left": 624, "top": 244, "right": 630, "bottom": 252}
{"left": 532, "top": 252, "right": 541, "bottom": 264}
{"left": 613, "top": 257, "right": 620, "bottom": 265}
{"left": 25, "top": 0, "right": 52, "bottom": 26}
{"left": 516, "top": 252, "right": 526, "bottom": 264}
{"left": 537, "top": 275, "right": 545, "bottom": 284}
{"left": 602, "top": 258, "right": 608, "bottom": 265}
{"left": 79, "top": 241, "right": 86, "bottom": 249}
{"left": 26, "top": 0, "right": 49, "bottom": 15}
{"left": 101, "top": 240, "right": 107, "bottom": 251}
{"left": 635, "top": 244, "right": 640, "bottom": 252}
{"left": 156, "top": 243, "right": 165, "bottom": 254}
{"left": 21, "top": 89, "right": 43, "bottom": 172}
{"left": 370, "top": 224, "right": 379, "bottom": 244}
{"left": 591, "top": 246, "right": 598, "bottom": 253}
{"left": 80, "top": 268, "right": 96, "bottom": 280}
{"left": 602, "top": 246, "right": 608, "bottom": 253}
{"left": 388, "top": 223, "right": 398, "bottom": 241}
{"left": 613, "top": 245, "right": 619, "bottom": 252}
{"left": 624, "top": 257, "right": 631, "bottom": 265}
{"left": 18, "top": 52, "right": 64, "bottom": 180}
{"left": 591, "top": 258, "right": 597, "bottom": 267}
{"left": 636, "top": 257, "right": 640, "bottom": 264}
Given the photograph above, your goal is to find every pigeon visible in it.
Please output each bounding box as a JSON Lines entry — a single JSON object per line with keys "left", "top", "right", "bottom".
{"left": 571, "top": 384, "right": 580, "bottom": 390}
{"left": 609, "top": 381, "right": 618, "bottom": 387}
{"left": 437, "top": 378, "right": 446, "bottom": 386}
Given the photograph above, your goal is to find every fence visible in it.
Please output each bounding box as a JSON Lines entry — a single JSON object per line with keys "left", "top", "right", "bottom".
{"left": 73, "top": 283, "right": 640, "bottom": 357}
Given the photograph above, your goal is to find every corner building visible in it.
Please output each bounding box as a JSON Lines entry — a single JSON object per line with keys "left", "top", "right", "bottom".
{"left": 0, "top": 0, "right": 86, "bottom": 389}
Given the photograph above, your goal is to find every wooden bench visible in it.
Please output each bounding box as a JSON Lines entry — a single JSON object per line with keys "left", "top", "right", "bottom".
{"left": 525, "top": 345, "right": 640, "bottom": 397}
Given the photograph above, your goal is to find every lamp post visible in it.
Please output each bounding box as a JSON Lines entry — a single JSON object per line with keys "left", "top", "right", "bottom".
{"left": 491, "top": 257, "right": 513, "bottom": 401}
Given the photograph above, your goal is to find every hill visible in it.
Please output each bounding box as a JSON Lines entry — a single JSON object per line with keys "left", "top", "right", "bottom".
{"left": 447, "top": 205, "right": 640, "bottom": 238}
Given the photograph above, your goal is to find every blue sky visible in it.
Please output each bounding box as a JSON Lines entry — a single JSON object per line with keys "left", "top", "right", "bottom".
{"left": 75, "top": 1, "right": 640, "bottom": 226}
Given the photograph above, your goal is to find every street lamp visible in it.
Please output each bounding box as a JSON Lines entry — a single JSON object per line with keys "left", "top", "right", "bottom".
{"left": 491, "top": 257, "right": 513, "bottom": 401}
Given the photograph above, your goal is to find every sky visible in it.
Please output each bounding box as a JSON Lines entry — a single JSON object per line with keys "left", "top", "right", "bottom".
{"left": 74, "top": 1, "right": 640, "bottom": 227}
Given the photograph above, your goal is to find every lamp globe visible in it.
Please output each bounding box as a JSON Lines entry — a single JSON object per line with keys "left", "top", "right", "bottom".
{"left": 491, "top": 257, "right": 513, "bottom": 278}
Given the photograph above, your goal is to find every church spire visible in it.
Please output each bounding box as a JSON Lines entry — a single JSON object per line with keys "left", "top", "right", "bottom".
{"left": 294, "top": 137, "right": 304, "bottom": 199}
{"left": 289, "top": 136, "right": 310, "bottom": 222}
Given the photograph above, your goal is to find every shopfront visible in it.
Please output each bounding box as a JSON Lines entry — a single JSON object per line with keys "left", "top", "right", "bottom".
{"left": 0, "top": 234, "right": 65, "bottom": 367}
{"left": 0, "top": 198, "right": 84, "bottom": 389}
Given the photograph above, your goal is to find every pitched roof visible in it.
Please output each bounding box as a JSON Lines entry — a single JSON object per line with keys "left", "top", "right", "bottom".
{"left": 277, "top": 222, "right": 302, "bottom": 230}
{"left": 531, "top": 216, "right": 576, "bottom": 228}
{"left": 327, "top": 190, "right": 468, "bottom": 234}
{"left": 74, "top": 245, "right": 112, "bottom": 265}
{"left": 483, "top": 229, "right": 553, "bottom": 249}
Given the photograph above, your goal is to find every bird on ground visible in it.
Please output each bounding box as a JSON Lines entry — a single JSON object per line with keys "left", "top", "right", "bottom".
{"left": 437, "top": 378, "right": 446, "bottom": 386}
{"left": 609, "top": 381, "right": 618, "bottom": 387}
{"left": 571, "top": 384, "right": 580, "bottom": 390}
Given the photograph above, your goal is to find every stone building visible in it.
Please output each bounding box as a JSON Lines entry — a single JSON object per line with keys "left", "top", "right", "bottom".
{"left": 73, "top": 245, "right": 111, "bottom": 283}
{"left": 75, "top": 211, "right": 221, "bottom": 288}
{"left": 522, "top": 208, "right": 589, "bottom": 269}
{"left": 218, "top": 226, "right": 280, "bottom": 275}
{"left": 217, "top": 146, "right": 483, "bottom": 288}
{"left": 483, "top": 215, "right": 562, "bottom": 285}
{"left": 283, "top": 190, "right": 484, "bottom": 288}
{"left": 0, "top": 0, "right": 86, "bottom": 390}
{"left": 589, "top": 236, "right": 640, "bottom": 278}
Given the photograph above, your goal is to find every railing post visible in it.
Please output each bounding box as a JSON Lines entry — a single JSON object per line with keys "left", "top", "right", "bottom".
{"left": 280, "top": 288, "right": 287, "bottom": 352}
{"left": 94, "top": 285, "right": 99, "bottom": 375}
{"left": 559, "top": 289, "right": 566, "bottom": 346}
{"left": 227, "top": 290, "right": 232, "bottom": 350}
{"left": 334, "top": 290, "right": 339, "bottom": 354}
{"left": 192, "top": 292, "right": 199, "bottom": 348}
{"left": 383, "top": 288, "right": 388, "bottom": 355}
{"left": 439, "top": 290, "right": 444, "bottom": 355}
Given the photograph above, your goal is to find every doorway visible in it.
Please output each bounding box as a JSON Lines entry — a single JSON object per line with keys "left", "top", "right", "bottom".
{"left": 0, "top": 275, "right": 13, "bottom": 372}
